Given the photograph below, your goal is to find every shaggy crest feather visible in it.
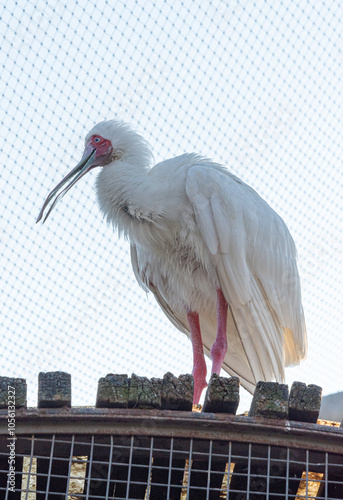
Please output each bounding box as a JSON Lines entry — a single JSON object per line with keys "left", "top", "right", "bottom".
{"left": 86, "top": 119, "right": 154, "bottom": 167}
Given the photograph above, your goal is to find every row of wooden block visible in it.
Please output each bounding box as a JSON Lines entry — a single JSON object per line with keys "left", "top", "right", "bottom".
{"left": 0, "top": 372, "right": 323, "bottom": 423}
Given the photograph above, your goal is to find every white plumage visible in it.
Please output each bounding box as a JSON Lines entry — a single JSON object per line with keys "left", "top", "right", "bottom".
{"left": 37, "top": 119, "right": 307, "bottom": 402}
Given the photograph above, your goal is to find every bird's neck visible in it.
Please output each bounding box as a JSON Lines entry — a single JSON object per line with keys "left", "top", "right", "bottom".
{"left": 95, "top": 157, "right": 155, "bottom": 234}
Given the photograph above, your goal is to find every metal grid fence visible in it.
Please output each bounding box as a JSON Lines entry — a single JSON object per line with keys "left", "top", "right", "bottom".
{"left": 1, "top": 433, "right": 343, "bottom": 499}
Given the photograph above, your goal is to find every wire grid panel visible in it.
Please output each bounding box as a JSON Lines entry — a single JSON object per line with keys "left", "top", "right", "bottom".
{"left": 0, "top": 434, "right": 343, "bottom": 499}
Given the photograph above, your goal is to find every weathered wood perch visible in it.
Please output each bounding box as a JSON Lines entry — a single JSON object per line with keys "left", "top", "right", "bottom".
{"left": 38, "top": 371, "right": 71, "bottom": 408}
{"left": 96, "top": 373, "right": 129, "bottom": 408}
{"left": 0, "top": 376, "right": 27, "bottom": 409}
{"left": 0, "top": 372, "right": 326, "bottom": 422}
{"left": 202, "top": 373, "right": 240, "bottom": 413}
{"left": 249, "top": 381, "right": 289, "bottom": 419}
{"left": 289, "top": 381, "right": 322, "bottom": 423}
{"left": 96, "top": 372, "right": 193, "bottom": 410}
{"left": 161, "top": 372, "right": 193, "bottom": 410}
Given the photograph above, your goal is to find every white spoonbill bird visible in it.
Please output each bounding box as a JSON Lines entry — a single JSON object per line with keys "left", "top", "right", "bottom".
{"left": 37, "top": 119, "right": 307, "bottom": 403}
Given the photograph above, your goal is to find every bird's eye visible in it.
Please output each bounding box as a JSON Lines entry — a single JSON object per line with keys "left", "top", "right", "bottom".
{"left": 94, "top": 136, "right": 101, "bottom": 143}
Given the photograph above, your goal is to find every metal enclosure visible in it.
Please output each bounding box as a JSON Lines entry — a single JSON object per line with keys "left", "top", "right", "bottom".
{"left": 1, "top": 408, "right": 342, "bottom": 499}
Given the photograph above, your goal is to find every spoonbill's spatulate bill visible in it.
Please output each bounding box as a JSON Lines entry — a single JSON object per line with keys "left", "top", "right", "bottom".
{"left": 37, "top": 120, "right": 307, "bottom": 403}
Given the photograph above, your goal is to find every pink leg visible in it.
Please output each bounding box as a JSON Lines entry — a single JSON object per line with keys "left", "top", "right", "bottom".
{"left": 210, "top": 289, "right": 228, "bottom": 375}
{"left": 187, "top": 311, "right": 207, "bottom": 404}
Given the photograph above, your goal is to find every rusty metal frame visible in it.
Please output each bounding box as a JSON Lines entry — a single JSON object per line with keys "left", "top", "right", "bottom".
{"left": 1, "top": 408, "right": 343, "bottom": 454}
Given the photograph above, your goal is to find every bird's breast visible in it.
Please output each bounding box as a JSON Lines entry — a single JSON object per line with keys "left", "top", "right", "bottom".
{"left": 135, "top": 230, "right": 219, "bottom": 313}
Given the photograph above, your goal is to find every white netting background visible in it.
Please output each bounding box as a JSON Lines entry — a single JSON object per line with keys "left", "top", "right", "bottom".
{"left": 1, "top": 0, "right": 343, "bottom": 410}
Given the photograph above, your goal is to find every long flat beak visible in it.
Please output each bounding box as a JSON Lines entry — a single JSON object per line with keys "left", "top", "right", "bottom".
{"left": 36, "top": 149, "right": 96, "bottom": 224}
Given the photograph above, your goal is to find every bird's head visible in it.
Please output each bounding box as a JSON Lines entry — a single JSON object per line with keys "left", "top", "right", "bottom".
{"left": 36, "top": 119, "right": 152, "bottom": 223}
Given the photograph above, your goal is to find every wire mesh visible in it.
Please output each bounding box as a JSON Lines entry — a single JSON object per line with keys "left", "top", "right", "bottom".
{"left": 1, "top": 1, "right": 343, "bottom": 412}
{"left": 1, "top": 434, "right": 343, "bottom": 499}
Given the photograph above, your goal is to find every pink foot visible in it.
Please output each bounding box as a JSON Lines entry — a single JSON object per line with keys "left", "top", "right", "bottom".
{"left": 210, "top": 289, "right": 228, "bottom": 375}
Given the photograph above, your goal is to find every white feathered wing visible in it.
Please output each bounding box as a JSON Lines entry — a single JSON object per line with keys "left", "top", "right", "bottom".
{"left": 131, "top": 163, "right": 307, "bottom": 393}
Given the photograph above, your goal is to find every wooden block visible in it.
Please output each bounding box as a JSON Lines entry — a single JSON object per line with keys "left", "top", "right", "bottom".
{"left": 202, "top": 374, "right": 240, "bottom": 414}
{"left": 38, "top": 371, "right": 71, "bottom": 408}
{"left": 0, "top": 376, "right": 27, "bottom": 409}
{"left": 128, "top": 374, "right": 162, "bottom": 409}
{"left": 289, "top": 381, "right": 322, "bottom": 423}
{"left": 96, "top": 374, "right": 129, "bottom": 408}
{"left": 161, "top": 372, "right": 193, "bottom": 410}
{"left": 249, "top": 381, "right": 289, "bottom": 419}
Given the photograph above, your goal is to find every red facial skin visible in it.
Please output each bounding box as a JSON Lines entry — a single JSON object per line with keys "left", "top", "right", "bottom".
{"left": 83, "top": 135, "right": 113, "bottom": 166}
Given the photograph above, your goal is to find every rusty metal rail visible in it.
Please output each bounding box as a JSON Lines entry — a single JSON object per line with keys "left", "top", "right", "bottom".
{"left": 1, "top": 407, "right": 343, "bottom": 454}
